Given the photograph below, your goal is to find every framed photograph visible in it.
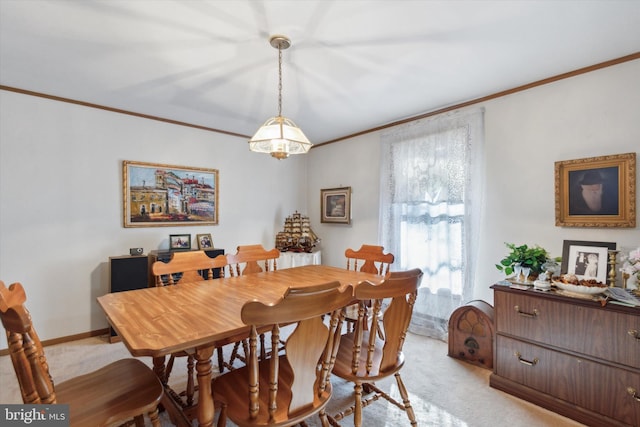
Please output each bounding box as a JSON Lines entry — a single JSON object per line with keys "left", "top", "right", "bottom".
{"left": 169, "top": 234, "right": 191, "bottom": 251}
{"left": 196, "top": 233, "right": 213, "bottom": 250}
{"left": 554, "top": 152, "right": 635, "bottom": 227}
{"left": 561, "top": 240, "right": 616, "bottom": 284}
{"left": 321, "top": 187, "right": 351, "bottom": 224}
{"left": 123, "top": 160, "right": 219, "bottom": 227}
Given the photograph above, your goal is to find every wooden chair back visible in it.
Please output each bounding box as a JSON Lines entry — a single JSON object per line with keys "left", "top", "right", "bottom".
{"left": 351, "top": 268, "right": 422, "bottom": 373}
{"left": 0, "top": 281, "right": 54, "bottom": 404}
{"left": 0, "top": 281, "right": 162, "bottom": 426}
{"left": 151, "top": 250, "right": 229, "bottom": 286}
{"left": 212, "top": 281, "right": 353, "bottom": 426}
{"left": 330, "top": 268, "right": 423, "bottom": 427}
{"left": 345, "top": 244, "right": 394, "bottom": 275}
{"left": 227, "top": 244, "right": 280, "bottom": 276}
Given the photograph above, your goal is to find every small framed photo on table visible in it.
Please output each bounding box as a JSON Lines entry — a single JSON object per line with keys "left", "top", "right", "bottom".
{"left": 169, "top": 234, "right": 191, "bottom": 251}
{"left": 321, "top": 187, "right": 351, "bottom": 224}
{"left": 196, "top": 233, "right": 213, "bottom": 250}
{"left": 561, "top": 240, "right": 616, "bottom": 284}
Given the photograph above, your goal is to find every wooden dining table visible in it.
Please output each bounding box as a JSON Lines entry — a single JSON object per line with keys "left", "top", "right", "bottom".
{"left": 97, "top": 264, "right": 384, "bottom": 427}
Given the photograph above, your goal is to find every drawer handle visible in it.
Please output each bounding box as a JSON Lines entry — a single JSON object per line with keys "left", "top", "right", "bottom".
{"left": 514, "top": 351, "right": 538, "bottom": 366}
{"left": 514, "top": 305, "right": 538, "bottom": 318}
{"left": 628, "top": 387, "right": 640, "bottom": 402}
{"left": 628, "top": 329, "right": 640, "bottom": 340}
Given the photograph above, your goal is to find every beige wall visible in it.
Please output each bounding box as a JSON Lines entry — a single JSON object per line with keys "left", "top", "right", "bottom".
{"left": 308, "top": 59, "right": 640, "bottom": 303}
{"left": 1, "top": 59, "right": 639, "bottom": 349}
{"left": 0, "top": 92, "right": 307, "bottom": 348}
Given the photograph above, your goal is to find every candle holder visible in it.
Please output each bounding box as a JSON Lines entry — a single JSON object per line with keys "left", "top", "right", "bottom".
{"left": 607, "top": 250, "right": 619, "bottom": 287}
{"left": 621, "top": 272, "right": 630, "bottom": 290}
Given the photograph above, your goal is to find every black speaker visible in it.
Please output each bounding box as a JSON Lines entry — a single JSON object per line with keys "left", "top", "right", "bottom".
{"left": 108, "top": 255, "right": 150, "bottom": 340}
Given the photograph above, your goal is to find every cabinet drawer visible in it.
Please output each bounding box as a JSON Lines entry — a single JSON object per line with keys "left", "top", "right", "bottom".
{"left": 496, "top": 335, "right": 640, "bottom": 426}
{"left": 494, "top": 290, "right": 640, "bottom": 368}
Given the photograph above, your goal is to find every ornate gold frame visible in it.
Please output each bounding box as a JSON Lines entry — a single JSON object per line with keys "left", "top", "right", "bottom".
{"left": 123, "top": 160, "right": 219, "bottom": 227}
{"left": 555, "top": 152, "right": 635, "bottom": 227}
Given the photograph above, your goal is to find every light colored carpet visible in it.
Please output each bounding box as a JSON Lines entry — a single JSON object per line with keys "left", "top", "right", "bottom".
{"left": 1, "top": 332, "right": 584, "bottom": 427}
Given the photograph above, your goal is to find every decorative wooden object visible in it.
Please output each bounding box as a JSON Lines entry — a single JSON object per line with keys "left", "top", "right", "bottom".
{"left": 490, "top": 284, "right": 640, "bottom": 427}
{"left": 448, "top": 300, "right": 495, "bottom": 370}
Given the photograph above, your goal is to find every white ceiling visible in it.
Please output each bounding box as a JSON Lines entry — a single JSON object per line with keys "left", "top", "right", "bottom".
{"left": 1, "top": 0, "right": 639, "bottom": 144}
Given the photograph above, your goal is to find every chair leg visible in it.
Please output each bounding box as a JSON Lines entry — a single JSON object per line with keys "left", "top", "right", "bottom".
{"left": 185, "top": 355, "right": 195, "bottom": 406}
{"left": 165, "top": 354, "right": 176, "bottom": 384}
{"left": 216, "top": 346, "right": 225, "bottom": 373}
{"left": 216, "top": 403, "right": 227, "bottom": 427}
{"left": 318, "top": 409, "right": 331, "bottom": 427}
{"left": 394, "top": 372, "right": 417, "bottom": 426}
{"left": 148, "top": 407, "right": 161, "bottom": 427}
{"left": 353, "top": 382, "right": 363, "bottom": 427}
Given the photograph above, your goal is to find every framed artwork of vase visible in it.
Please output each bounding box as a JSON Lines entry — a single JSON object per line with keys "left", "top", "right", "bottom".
{"left": 554, "top": 152, "right": 635, "bottom": 228}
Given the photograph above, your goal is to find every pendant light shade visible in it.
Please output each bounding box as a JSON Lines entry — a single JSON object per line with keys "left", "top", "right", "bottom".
{"left": 248, "top": 35, "right": 312, "bottom": 160}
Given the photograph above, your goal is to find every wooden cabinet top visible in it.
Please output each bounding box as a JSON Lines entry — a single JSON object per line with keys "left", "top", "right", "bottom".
{"left": 491, "top": 283, "right": 640, "bottom": 316}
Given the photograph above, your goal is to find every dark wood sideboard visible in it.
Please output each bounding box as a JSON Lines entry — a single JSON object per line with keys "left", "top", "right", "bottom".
{"left": 490, "top": 284, "right": 640, "bottom": 427}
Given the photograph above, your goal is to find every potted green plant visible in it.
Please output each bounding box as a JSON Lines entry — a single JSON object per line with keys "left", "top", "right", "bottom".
{"left": 495, "top": 242, "right": 550, "bottom": 280}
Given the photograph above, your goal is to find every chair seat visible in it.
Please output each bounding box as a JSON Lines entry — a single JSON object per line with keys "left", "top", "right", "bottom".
{"left": 56, "top": 358, "right": 163, "bottom": 426}
{"left": 213, "top": 355, "right": 333, "bottom": 427}
{"left": 332, "top": 331, "right": 405, "bottom": 381}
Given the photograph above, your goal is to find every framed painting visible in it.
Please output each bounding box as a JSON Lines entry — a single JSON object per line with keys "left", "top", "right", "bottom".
{"left": 123, "top": 161, "right": 219, "bottom": 227}
{"left": 321, "top": 187, "right": 351, "bottom": 224}
{"left": 196, "top": 233, "right": 214, "bottom": 250}
{"left": 169, "top": 234, "right": 191, "bottom": 251}
{"left": 561, "top": 240, "right": 616, "bottom": 284}
{"left": 554, "top": 152, "right": 635, "bottom": 227}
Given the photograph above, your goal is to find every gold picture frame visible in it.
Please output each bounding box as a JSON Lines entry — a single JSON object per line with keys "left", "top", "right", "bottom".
{"left": 321, "top": 187, "right": 351, "bottom": 224}
{"left": 196, "top": 233, "right": 214, "bottom": 250}
{"left": 123, "top": 160, "right": 218, "bottom": 227}
{"left": 555, "top": 152, "right": 635, "bottom": 227}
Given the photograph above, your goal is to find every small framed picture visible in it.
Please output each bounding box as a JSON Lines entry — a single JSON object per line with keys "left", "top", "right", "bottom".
{"left": 169, "top": 234, "right": 191, "bottom": 251}
{"left": 561, "top": 240, "right": 616, "bottom": 284}
{"left": 321, "top": 187, "right": 351, "bottom": 224}
{"left": 196, "top": 233, "right": 213, "bottom": 250}
{"left": 554, "top": 152, "right": 636, "bottom": 227}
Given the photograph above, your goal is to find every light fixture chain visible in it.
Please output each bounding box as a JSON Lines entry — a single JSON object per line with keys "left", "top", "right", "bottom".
{"left": 277, "top": 44, "right": 283, "bottom": 117}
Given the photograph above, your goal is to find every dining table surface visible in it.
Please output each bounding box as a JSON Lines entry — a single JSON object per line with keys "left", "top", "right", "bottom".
{"left": 97, "top": 264, "right": 385, "bottom": 427}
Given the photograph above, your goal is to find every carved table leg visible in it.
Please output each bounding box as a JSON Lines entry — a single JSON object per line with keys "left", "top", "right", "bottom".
{"left": 153, "top": 355, "right": 167, "bottom": 384}
{"left": 195, "top": 346, "right": 215, "bottom": 427}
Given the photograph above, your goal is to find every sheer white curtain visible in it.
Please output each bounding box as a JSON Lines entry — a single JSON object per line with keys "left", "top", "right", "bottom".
{"left": 379, "top": 108, "right": 484, "bottom": 340}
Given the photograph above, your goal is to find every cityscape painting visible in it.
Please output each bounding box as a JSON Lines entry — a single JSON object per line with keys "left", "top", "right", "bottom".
{"left": 123, "top": 160, "right": 218, "bottom": 227}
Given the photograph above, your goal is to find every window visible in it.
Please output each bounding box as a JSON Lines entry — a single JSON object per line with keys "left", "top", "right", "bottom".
{"left": 380, "top": 108, "right": 484, "bottom": 340}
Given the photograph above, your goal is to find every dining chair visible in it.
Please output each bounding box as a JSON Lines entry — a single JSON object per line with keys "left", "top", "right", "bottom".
{"left": 329, "top": 268, "right": 423, "bottom": 427}
{"left": 224, "top": 244, "right": 281, "bottom": 370}
{"left": 227, "top": 244, "right": 280, "bottom": 276}
{"left": 151, "top": 250, "right": 230, "bottom": 409}
{"left": 212, "top": 281, "right": 353, "bottom": 427}
{"left": 0, "top": 280, "right": 163, "bottom": 427}
{"left": 344, "top": 244, "right": 395, "bottom": 334}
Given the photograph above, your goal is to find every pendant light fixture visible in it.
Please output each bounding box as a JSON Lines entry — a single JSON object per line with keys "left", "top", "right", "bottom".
{"left": 248, "top": 35, "right": 312, "bottom": 160}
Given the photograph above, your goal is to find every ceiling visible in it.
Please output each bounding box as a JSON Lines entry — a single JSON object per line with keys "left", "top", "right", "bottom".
{"left": 1, "top": 1, "right": 639, "bottom": 145}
